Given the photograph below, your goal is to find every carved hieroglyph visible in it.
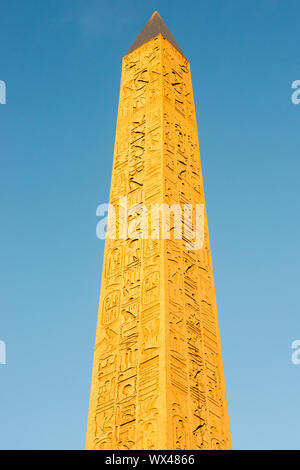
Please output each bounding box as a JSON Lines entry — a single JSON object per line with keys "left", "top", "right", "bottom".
{"left": 86, "top": 22, "right": 231, "bottom": 450}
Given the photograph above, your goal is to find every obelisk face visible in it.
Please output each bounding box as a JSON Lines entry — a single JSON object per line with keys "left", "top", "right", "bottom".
{"left": 86, "top": 12, "right": 231, "bottom": 450}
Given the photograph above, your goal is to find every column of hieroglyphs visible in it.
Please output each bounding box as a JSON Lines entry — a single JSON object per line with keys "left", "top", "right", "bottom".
{"left": 86, "top": 35, "right": 169, "bottom": 450}
{"left": 161, "top": 37, "right": 231, "bottom": 450}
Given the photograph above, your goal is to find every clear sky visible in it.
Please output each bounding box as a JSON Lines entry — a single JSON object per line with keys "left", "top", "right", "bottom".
{"left": 1, "top": 0, "right": 300, "bottom": 450}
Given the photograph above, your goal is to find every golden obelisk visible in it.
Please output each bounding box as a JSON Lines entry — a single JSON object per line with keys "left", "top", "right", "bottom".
{"left": 86, "top": 12, "right": 231, "bottom": 450}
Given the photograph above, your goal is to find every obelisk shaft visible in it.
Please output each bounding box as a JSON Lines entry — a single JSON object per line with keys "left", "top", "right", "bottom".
{"left": 86, "top": 13, "right": 231, "bottom": 450}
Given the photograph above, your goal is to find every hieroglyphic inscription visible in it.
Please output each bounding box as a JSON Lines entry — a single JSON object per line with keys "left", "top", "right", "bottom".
{"left": 161, "top": 37, "right": 231, "bottom": 450}
{"left": 86, "top": 32, "right": 231, "bottom": 450}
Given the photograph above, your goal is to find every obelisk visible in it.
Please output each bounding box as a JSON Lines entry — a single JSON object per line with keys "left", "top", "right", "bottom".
{"left": 86, "top": 11, "right": 231, "bottom": 450}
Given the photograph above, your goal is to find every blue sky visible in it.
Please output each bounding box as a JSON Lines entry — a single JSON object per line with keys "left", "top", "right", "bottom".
{"left": 1, "top": 0, "right": 300, "bottom": 450}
